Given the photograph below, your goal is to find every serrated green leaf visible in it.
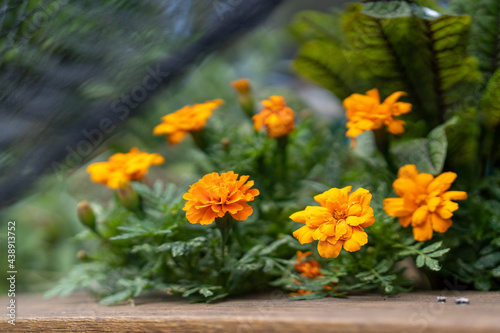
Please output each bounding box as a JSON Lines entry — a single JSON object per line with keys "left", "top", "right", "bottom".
{"left": 422, "top": 241, "right": 443, "bottom": 253}
{"left": 427, "top": 248, "right": 451, "bottom": 258}
{"left": 476, "top": 252, "right": 500, "bottom": 269}
{"left": 199, "top": 287, "right": 214, "bottom": 297}
{"left": 492, "top": 265, "right": 500, "bottom": 278}
{"left": 99, "top": 290, "right": 132, "bottom": 305}
{"left": 425, "top": 257, "right": 441, "bottom": 271}
{"left": 416, "top": 255, "right": 425, "bottom": 267}
{"left": 474, "top": 279, "right": 491, "bottom": 291}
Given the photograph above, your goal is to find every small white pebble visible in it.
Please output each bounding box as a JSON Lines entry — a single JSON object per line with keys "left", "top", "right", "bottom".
{"left": 455, "top": 297, "right": 470, "bottom": 305}
{"left": 436, "top": 296, "right": 446, "bottom": 303}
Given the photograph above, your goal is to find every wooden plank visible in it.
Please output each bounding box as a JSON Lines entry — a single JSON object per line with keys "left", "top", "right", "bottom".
{"left": 3, "top": 291, "right": 500, "bottom": 332}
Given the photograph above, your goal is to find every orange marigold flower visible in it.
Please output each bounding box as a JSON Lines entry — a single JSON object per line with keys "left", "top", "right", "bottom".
{"left": 291, "top": 186, "right": 375, "bottom": 258}
{"left": 384, "top": 164, "right": 467, "bottom": 241}
{"left": 252, "top": 96, "right": 295, "bottom": 138}
{"left": 289, "top": 289, "right": 314, "bottom": 296}
{"left": 231, "top": 78, "right": 251, "bottom": 95}
{"left": 294, "top": 251, "right": 323, "bottom": 279}
{"left": 87, "top": 147, "right": 164, "bottom": 189}
{"left": 153, "top": 99, "right": 224, "bottom": 145}
{"left": 182, "top": 171, "right": 260, "bottom": 225}
{"left": 343, "top": 88, "right": 412, "bottom": 147}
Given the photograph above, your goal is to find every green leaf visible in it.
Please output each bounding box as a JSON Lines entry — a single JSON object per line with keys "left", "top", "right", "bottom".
{"left": 294, "top": 40, "right": 359, "bottom": 100}
{"left": 391, "top": 118, "right": 457, "bottom": 174}
{"left": 466, "top": 0, "right": 500, "bottom": 77}
{"left": 421, "top": 241, "right": 443, "bottom": 253}
{"left": 479, "top": 68, "right": 500, "bottom": 127}
{"left": 424, "top": 257, "right": 441, "bottom": 271}
{"left": 427, "top": 248, "right": 451, "bottom": 258}
{"left": 492, "top": 265, "right": 500, "bottom": 278}
{"left": 476, "top": 252, "right": 500, "bottom": 269}
{"left": 199, "top": 287, "right": 214, "bottom": 297}
{"left": 290, "top": 10, "right": 344, "bottom": 43}
{"left": 416, "top": 255, "right": 425, "bottom": 267}
{"left": 99, "top": 290, "right": 132, "bottom": 305}
{"left": 156, "top": 237, "right": 206, "bottom": 257}
{"left": 343, "top": 4, "right": 481, "bottom": 124}
{"left": 362, "top": 0, "right": 444, "bottom": 18}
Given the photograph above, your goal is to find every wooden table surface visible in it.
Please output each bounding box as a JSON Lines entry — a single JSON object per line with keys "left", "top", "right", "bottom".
{"left": 2, "top": 291, "right": 500, "bottom": 332}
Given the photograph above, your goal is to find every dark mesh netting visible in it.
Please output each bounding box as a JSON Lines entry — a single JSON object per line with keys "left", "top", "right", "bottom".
{"left": 0, "top": 0, "right": 283, "bottom": 207}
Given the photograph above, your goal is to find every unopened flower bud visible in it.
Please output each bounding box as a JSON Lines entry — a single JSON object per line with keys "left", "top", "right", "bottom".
{"left": 221, "top": 137, "right": 231, "bottom": 149}
{"left": 231, "top": 78, "right": 251, "bottom": 95}
{"left": 77, "top": 250, "right": 88, "bottom": 260}
{"left": 118, "top": 182, "right": 141, "bottom": 211}
{"left": 231, "top": 79, "right": 254, "bottom": 118}
{"left": 77, "top": 201, "right": 96, "bottom": 231}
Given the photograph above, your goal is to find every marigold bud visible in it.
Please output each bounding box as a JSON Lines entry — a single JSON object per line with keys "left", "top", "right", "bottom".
{"left": 77, "top": 250, "right": 88, "bottom": 260}
{"left": 77, "top": 201, "right": 96, "bottom": 231}
{"left": 231, "top": 78, "right": 251, "bottom": 95}
{"left": 221, "top": 137, "right": 231, "bottom": 149}
{"left": 117, "top": 182, "right": 141, "bottom": 211}
{"left": 231, "top": 79, "right": 254, "bottom": 118}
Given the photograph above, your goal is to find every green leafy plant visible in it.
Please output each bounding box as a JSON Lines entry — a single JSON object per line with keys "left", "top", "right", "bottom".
{"left": 47, "top": 0, "right": 499, "bottom": 304}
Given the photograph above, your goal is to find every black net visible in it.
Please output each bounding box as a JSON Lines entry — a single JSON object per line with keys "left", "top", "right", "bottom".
{"left": 0, "top": 0, "right": 283, "bottom": 207}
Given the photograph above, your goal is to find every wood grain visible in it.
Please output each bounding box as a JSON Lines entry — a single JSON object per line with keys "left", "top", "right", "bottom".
{"left": 3, "top": 291, "right": 500, "bottom": 332}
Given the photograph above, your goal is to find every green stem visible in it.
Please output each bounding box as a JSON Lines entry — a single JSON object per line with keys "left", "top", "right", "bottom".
{"left": 373, "top": 129, "right": 397, "bottom": 174}
{"left": 191, "top": 130, "right": 208, "bottom": 153}
{"left": 215, "top": 215, "right": 235, "bottom": 268}
{"left": 276, "top": 135, "right": 289, "bottom": 184}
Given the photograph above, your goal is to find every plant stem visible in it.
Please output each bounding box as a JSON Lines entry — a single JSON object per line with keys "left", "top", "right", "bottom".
{"left": 276, "top": 135, "right": 289, "bottom": 184}
{"left": 373, "top": 129, "right": 397, "bottom": 174}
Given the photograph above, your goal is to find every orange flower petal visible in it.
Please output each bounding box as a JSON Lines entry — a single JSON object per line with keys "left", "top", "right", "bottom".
{"left": 293, "top": 226, "right": 316, "bottom": 244}
{"left": 384, "top": 198, "right": 412, "bottom": 217}
{"left": 430, "top": 213, "right": 452, "bottom": 233}
{"left": 318, "top": 240, "right": 343, "bottom": 258}
{"left": 412, "top": 218, "right": 433, "bottom": 241}
{"left": 412, "top": 205, "right": 429, "bottom": 226}
{"left": 427, "top": 172, "right": 457, "bottom": 195}
{"left": 427, "top": 197, "right": 441, "bottom": 212}
{"left": 398, "top": 164, "right": 419, "bottom": 179}
{"left": 399, "top": 215, "right": 412, "bottom": 227}
{"left": 343, "top": 228, "right": 368, "bottom": 252}
{"left": 441, "top": 191, "right": 467, "bottom": 201}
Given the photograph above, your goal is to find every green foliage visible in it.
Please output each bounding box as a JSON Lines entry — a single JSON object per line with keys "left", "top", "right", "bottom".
{"left": 391, "top": 117, "right": 457, "bottom": 175}
{"left": 287, "top": 0, "right": 500, "bottom": 295}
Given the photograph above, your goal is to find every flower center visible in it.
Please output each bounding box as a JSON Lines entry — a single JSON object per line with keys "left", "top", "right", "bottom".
{"left": 416, "top": 194, "right": 428, "bottom": 206}
{"left": 332, "top": 210, "right": 347, "bottom": 220}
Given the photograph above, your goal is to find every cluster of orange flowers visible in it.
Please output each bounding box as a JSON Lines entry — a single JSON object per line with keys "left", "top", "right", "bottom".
{"left": 85, "top": 80, "right": 467, "bottom": 268}
{"left": 88, "top": 79, "right": 296, "bottom": 189}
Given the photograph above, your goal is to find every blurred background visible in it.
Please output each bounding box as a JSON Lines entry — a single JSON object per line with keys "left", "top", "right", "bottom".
{"left": 0, "top": 0, "right": 348, "bottom": 293}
